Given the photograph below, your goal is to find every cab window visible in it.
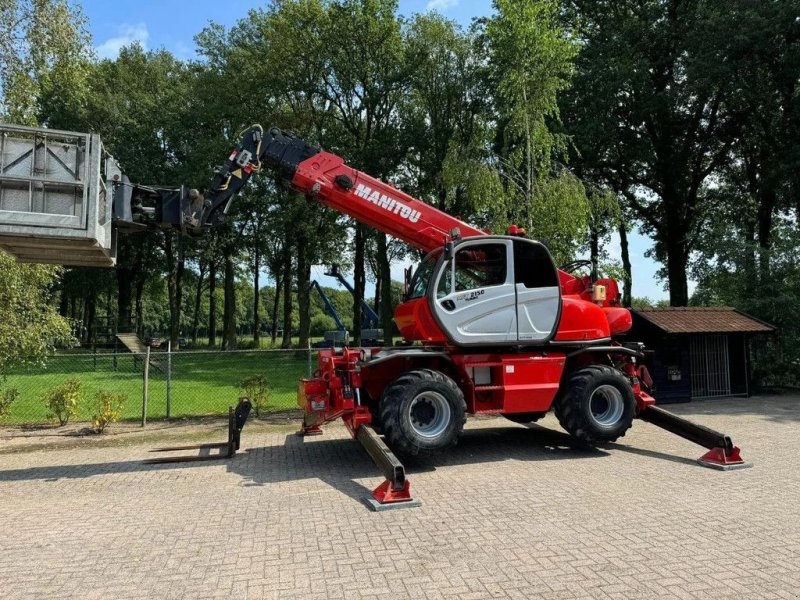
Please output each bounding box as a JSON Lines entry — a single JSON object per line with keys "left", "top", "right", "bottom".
{"left": 438, "top": 243, "right": 507, "bottom": 298}
{"left": 513, "top": 239, "right": 558, "bottom": 288}
{"left": 407, "top": 252, "right": 439, "bottom": 299}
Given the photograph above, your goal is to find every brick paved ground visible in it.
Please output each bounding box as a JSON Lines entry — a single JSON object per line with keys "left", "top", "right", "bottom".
{"left": 1, "top": 394, "right": 799, "bottom": 599}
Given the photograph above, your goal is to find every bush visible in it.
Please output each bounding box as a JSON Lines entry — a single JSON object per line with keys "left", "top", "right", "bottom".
{"left": 310, "top": 313, "right": 338, "bottom": 336}
{"left": 91, "top": 390, "right": 126, "bottom": 433}
{"left": 0, "top": 387, "right": 19, "bottom": 419}
{"left": 239, "top": 374, "right": 271, "bottom": 417}
{"left": 41, "top": 378, "right": 82, "bottom": 426}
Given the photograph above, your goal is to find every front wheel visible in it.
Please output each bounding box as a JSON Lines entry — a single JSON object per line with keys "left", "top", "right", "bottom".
{"left": 555, "top": 365, "right": 635, "bottom": 443}
{"left": 380, "top": 369, "right": 466, "bottom": 457}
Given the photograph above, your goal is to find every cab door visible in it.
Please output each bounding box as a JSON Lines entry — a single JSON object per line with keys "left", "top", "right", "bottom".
{"left": 513, "top": 239, "right": 561, "bottom": 343}
{"left": 430, "top": 239, "right": 517, "bottom": 345}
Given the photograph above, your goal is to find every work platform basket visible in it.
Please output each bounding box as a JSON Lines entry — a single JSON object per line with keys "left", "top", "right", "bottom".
{"left": 0, "top": 123, "right": 119, "bottom": 267}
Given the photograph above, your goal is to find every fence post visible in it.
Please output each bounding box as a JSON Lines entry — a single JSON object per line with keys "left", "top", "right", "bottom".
{"left": 166, "top": 340, "right": 172, "bottom": 419}
{"left": 142, "top": 346, "right": 150, "bottom": 427}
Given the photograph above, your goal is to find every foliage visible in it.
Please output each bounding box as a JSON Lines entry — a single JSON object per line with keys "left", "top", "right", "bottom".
{"left": 0, "top": 387, "right": 19, "bottom": 419}
{"left": 238, "top": 374, "right": 271, "bottom": 417}
{"left": 0, "top": 0, "right": 93, "bottom": 126}
{"left": 91, "top": 390, "right": 126, "bottom": 433}
{"left": 2, "top": 0, "right": 796, "bottom": 366}
{"left": 563, "top": 0, "right": 743, "bottom": 305}
{"left": 483, "top": 0, "right": 589, "bottom": 261}
{"left": 41, "top": 378, "right": 82, "bottom": 426}
{"left": 0, "top": 252, "right": 73, "bottom": 376}
{"left": 310, "top": 314, "right": 339, "bottom": 337}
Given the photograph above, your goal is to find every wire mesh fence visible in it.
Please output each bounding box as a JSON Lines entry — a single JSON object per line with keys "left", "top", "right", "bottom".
{"left": 0, "top": 348, "right": 315, "bottom": 425}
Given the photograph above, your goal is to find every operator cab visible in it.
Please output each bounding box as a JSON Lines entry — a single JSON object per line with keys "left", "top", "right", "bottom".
{"left": 404, "top": 236, "right": 561, "bottom": 346}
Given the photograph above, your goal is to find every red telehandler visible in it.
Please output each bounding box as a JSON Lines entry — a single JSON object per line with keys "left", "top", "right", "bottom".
{"left": 181, "top": 125, "right": 748, "bottom": 507}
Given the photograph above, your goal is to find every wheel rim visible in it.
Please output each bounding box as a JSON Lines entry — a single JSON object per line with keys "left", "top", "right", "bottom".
{"left": 408, "top": 391, "right": 451, "bottom": 439}
{"left": 589, "top": 385, "right": 625, "bottom": 427}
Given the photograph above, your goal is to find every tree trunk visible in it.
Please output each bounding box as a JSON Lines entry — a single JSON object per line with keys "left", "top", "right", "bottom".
{"left": 352, "top": 223, "right": 366, "bottom": 346}
{"left": 271, "top": 275, "right": 282, "bottom": 345}
{"left": 222, "top": 247, "right": 237, "bottom": 350}
{"left": 192, "top": 261, "right": 206, "bottom": 345}
{"left": 281, "top": 242, "right": 293, "bottom": 349}
{"left": 296, "top": 233, "right": 312, "bottom": 350}
{"left": 522, "top": 84, "right": 533, "bottom": 229}
{"left": 59, "top": 288, "right": 69, "bottom": 318}
{"left": 589, "top": 229, "right": 599, "bottom": 279}
{"left": 134, "top": 278, "right": 144, "bottom": 337}
{"left": 374, "top": 277, "right": 381, "bottom": 319}
{"left": 116, "top": 266, "right": 134, "bottom": 333}
{"left": 208, "top": 259, "right": 217, "bottom": 347}
{"left": 377, "top": 233, "right": 393, "bottom": 345}
{"left": 618, "top": 221, "right": 632, "bottom": 307}
{"left": 253, "top": 246, "right": 261, "bottom": 347}
{"left": 757, "top": 188, "right": 776, "bottom": 284}
{"left": 164, "top": 231, "right": 185, "bottom": 349}
{"left": 85, "top": 293, "right": 97, "bottom": 347}
{"left": 666, "top": 237, "right": 689, "bottom": 306}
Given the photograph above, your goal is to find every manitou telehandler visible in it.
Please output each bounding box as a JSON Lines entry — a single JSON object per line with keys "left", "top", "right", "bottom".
{"left": 177, "top": 125, "right": 748, "bottom": 506}
{"left": 0, "top": 122, "right": 748, "bottom": 508}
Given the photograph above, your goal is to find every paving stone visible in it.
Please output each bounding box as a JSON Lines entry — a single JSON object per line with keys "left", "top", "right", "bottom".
{"left": 1, "top": 395, "right": 798, "bottom": 599}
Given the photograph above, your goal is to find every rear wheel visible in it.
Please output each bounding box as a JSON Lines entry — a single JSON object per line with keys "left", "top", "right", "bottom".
{"left": 380, "top": 369, "right": 466, "bottom": 457}
{"left": 554, "top": 365, "right": 635, "bottom": 443}
{"left": 502, "top": 411, "right": 547, "bottom": 424}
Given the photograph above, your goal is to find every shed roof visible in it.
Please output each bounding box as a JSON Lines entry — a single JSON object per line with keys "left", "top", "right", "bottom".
{"left": 633, "top": 307, "right": 775, "bottom": 334}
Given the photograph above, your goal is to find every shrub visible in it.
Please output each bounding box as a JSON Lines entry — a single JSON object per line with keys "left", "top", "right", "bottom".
{"left": 239, "top": 374, "right": 271, "bottom": 417}
{"left": 41, "top": 378, "right": 82, "bottom": 426}
{"left": 0, "top": 387, "right": 19, "bottom": 419}
{"left": 91, "top": 390, "right": 126, "bottom": 433}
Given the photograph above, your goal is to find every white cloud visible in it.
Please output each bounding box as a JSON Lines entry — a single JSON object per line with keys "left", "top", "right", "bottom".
{"left": 96, "top": 23, "right": 150, "bottom": 60}
{"left": 426, "top": 0, "right": 459, "bottom": 12}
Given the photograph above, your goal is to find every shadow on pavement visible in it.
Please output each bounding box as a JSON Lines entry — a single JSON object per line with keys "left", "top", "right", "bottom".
{"left": 0, "top": 423, "right": 608, "bottom": 505}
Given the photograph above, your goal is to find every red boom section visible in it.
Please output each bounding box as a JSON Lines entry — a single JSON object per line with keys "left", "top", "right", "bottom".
{"left": 290, "top": 151, "right": 485, "bottom": 253}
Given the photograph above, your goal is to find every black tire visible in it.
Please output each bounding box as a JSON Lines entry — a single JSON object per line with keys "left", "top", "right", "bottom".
{"left": 502, "top": 411, "right": 547, "bottom": 424}
{"left": 554, "top": 365, "right": 635, "bottom": 443}
{"left": 380, "top": 369, "right": 466, "bottom": 457}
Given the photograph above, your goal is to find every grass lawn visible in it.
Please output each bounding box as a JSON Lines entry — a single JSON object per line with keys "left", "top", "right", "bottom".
{"left": 2, "top": 351, "right": 313, "bottom": 425}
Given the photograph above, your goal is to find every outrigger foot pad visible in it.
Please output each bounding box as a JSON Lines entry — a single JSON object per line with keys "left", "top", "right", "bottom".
{"left": 697, "top": 446, "right": 752, "bottom": 471}
{"left": 357, "top": 425, "right": 421, "bottom": 511}
{"left": 298, "top": 424, "right": 324, "bottom": 436}
{"left": 364, "top": 480, "right": 422, "bottom": 512}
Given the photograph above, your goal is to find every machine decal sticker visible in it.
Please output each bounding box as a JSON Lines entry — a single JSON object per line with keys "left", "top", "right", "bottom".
{"left": 354, "top": 183, "right": 421, "bottom": 223}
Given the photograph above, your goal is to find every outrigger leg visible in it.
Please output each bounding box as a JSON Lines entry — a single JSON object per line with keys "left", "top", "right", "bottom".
{"left": 638, "top": 405, "right": 751, "bottom": 470}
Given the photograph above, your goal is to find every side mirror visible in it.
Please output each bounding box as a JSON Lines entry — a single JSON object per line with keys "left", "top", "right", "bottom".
{"left": 444, "top": 240, "right": 455, "bottom": 260}
{"left": 403, "top": 266, "right": 411, "bottom": 296}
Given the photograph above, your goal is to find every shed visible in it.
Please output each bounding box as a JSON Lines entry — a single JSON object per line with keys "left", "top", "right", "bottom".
{"left": 629, "top": 307, "right": 775, "bottom": 403}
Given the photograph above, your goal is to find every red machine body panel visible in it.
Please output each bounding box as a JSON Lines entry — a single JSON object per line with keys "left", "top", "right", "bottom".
{"left": 451, "top": 352, "right": 567, "bottom": 414}
{"left": 291, "top": 152, "right": 485, "bottom": 254}
{"left": 393, "top": 297, "right": 448, "bottom": 343}
{"left": 553, "top": 296, "right": 611, "bottom": 341}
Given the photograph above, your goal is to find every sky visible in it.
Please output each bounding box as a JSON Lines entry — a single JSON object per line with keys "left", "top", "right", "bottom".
{"left": 81, "top": 0, "right": 673, "bottom": 301}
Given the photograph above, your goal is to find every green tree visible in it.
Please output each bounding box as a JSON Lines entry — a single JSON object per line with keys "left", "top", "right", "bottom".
{"left": 483, "top": 0, "right": 589, "bottom": 263}
{"left": 564, "top": 0, "right": 736, "bottom": 306}
{"left": 0, "top": 0, "right": 93, "bottom": 126}
{"left": 0, "top": 252, "right": 72, "bottom": 375}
